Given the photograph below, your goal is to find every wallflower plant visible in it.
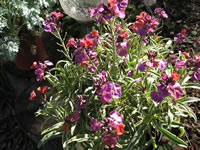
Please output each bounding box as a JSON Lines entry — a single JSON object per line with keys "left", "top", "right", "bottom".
{"left": 34, "top": 1, "right": 200, "bottom": 150}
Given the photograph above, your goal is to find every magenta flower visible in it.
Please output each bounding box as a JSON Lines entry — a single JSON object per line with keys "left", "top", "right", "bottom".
{"left": 35, "top": 68, "right": 44, "bottom": 81}
{"left": 128, "top": 70, "right": 133, "bottom": 77}
{"left": 66, "top": 110, "right": 80, "bottom": 122}
{"left": 116, "top": 40, "right": 129, "bottom": 56}
{"left": 191, "top": 72, "right": 200, "bottom": 80}
{"left": 109, "top": 110, "right": 123, "bottom": 126}
{"left": 159, "top": 59, "right": 167, "bottom": 71}
{"left": 157, "top": 83, "right": 169, "bottom": 97}
{"left": 176, "top": 59, "right": 185, "bottom": 69}
{"left": 97, "top": 81, "right": 121, "bottom": 103}
{"left": 93, "top": 72, "right": 107, "bottom": 87}
{"left": 43, "top": 12, "right": 63, "bottom": 32}
{"left": 154, "top": 8, "right": 168, "bottom": 19}
{"left": 151, "top": 83, "right": 169, "bottom": 102}
{"left": 168, "top": 82, "right": 183, "bottom": 99}
{"left": 103, "top": 133, "right": 118, "bottom": 148}
{"left": 90, "top": 119, "right": 101, "bottom": 133}
{"left": 129, "top": 12, "right": 159, "bottom": 36}
{"left": 73, "top": 50, "right": 87, "bottom": 63}
{"left": 33, "top": 61, "right": 53, "bottom": 81}
{"left": 174, "top": 30, "right": 187, "bottom": 44}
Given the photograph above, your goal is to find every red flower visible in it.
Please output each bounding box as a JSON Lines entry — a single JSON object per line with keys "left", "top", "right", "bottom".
{"left": 29, "top": 91, "right": 37, "bottom": 100}
{"left": 61, "top": 122, "right": 69, "bottom": 131}
{"left": 91, "top": 30, "right": 98, "bottom": 37}
{"left": 31, "top": 61, "right": 38, "bottom": 69}
{"left": 108, "top": 0, "right": 117, "bottom": 8}
{"left": 182, "top": 52, "right": 189, "bottom": 57}
{"left": 83, "top": 37, "right": 93, "bottom": 47}
{"left": 104, "top": 42, "right": 108, "bottom": 47}
{"left": 81, "top": 60, "right": 89, "bottom": 67}
{"left": 51, "top": 12, "right": 63, "bottom": 18}
{"left": 120, "top": 30, "right": 128, "bottom": 39}
{"left": 37, "top": 86, "right": 48, "bottom": 94}
{"left": 66, "top": 38, "right": 75, "bottom": 48}
{"left": 136, "top": 12, "right": 147, "bottom": 20}
{"left": 181, "top": 29, "right": 187, "bottom": 34}
{"left": 116, "top": 123, "right": 125, "bottom": 135}
{"left": 171, "top": 72, "right": 180, "bottom": 81}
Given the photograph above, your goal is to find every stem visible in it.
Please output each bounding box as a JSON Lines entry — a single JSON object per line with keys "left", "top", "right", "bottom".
{"left": 134, "top": 36, "right": 143, "bottom": 76}
{"left": 53, "top": 28, "right": 72, "bottom": 62}
{"left": 110, "top": 19, "right": 117, "bottom": 79}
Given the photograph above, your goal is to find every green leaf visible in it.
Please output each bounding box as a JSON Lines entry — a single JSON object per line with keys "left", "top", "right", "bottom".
{"left": 176, "top": 97, "right": 200, "bottom": 103}
{"left": 41, "top": 122, "right": 63, "bottom": 135}
{"left": 67, "top": 134, "right": 90, "bottom": 144}
{"left": 182, "top": 83, "right": 200, "bottom": 90}
{"left": 38, "top": 130, "right": 62, "bottom": 148}
{"left": 154, "top": 123, "right": 187, "bottom": 147}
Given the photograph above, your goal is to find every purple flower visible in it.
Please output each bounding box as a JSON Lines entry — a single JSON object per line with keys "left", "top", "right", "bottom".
{"left": 148, "top": 50, "right": 157, "bottom": 61}
{"left": 176, "top": 59, "right": 185, "bottom": 69}
{"left": 138, "top": 62, "right": 147, "bottom": 72}
{"left": 90, "top": 119, "right": 101, "bottom": 133}
{"left": 154, "top": 8, "right": 168, "bottom": 19}
{"left": 174, "top": 31, "right": 187, "bottom": 44}
{"left": 151, "top": 83, "right": 169, "bottom": 102}
{"left": 101, "top": 92, "right": 113, "bottom": 103}
{"left": 66, "top": 110, "right": 80, "bottom": 122}
{"left": 89, "top": 1, "right": 104, "bottom": 17}
{"left": 168, "top": 54, "right": 178, "bottom": 65}
{"left": 117, "top": 40, "right": 129, "bottom": 56}
{"left": 97, "top": 81, "right": 121, "bottom": 103}
{"left": 143, "top": 38, "right": 148, "bottom": 44}
{"left": 128, "top": 70, "right": 133, "bottom": 77}
{"left": 103, "top": 133, "right": 118, "bottom": 148}
{"left": 168, "top": 82, "right": 183, "bottom": 99}
{"left": 43, "top": 20, "right": 55, "bottom": 32}
{"left": 157, "top": 83, "right": 169, "bottom": 97}
{"left": 75, "top": 95, "right": 86, "bottom": 111}
{"left": 113, "top": 84, "right": 121, "bottom": 99}
{"left": 74, "top": 51, "right": 87, "bottom": 63}
{"left": 151, "top": 90, "right": 164, "bottom": 102}
{"left": 35, "top": 68, "right": 44, "bottom": 81}
{"left": 159, "top": 59, "right": 167, "bottom": 71}
{"left": 191, "top": 72, "right": 200, "bottom": 80}
{"left": 93, "top": 72, "right": 107, "bottom": 87}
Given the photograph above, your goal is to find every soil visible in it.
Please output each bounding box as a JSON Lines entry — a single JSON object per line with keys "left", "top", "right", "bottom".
{"left": 0, "top": 0, "right": 200, "bottom": 150}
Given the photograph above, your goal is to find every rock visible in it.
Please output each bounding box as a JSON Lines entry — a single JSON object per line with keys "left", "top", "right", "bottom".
{"left": 59, "top": 0, "right": 107, "bottom": 22}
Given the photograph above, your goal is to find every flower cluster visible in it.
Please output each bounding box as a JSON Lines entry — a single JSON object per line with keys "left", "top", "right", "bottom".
{"left": 43, "top": 12, "right": 63, "bottom": 32}
{"left": 174, "top": 29, "right": 187, "bottom": 44}
{"left": 151, "top": 72, "right": 183, "bottom": 102}
{"left": 66, "top": 30, "right": 100, "bottom": 72}
{"left": 114, "top": 24, "right": 130, "bottom": 56}
{"left": 62, "top": 95, "right": 86, "bottom": 131}
{"left": 90, "top": 110, "right": 125, "bottom": 148}
{"left": 94, "top": 72, "right": 121, "bottom": 103}
{"left": 138, "top": 50, "right": 167, "bottom": 72}
{"left": 88, "top": 0, "right": 128, "bottom": 24}
{"left": 36, "top": 3, "right": 200, "bottom": 149}
{"left": 154, "top": 8, "right": 168, "bottom": 19}
{"left": 129, "top": 11, "right": 159, "bottom": 36}
{"left": 31, "top": 60, "right": 54, "bottom": 81}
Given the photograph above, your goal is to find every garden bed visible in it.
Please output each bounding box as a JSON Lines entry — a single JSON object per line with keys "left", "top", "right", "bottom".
{"left": 0, "top": 0, "right": 200, "bottom": 150}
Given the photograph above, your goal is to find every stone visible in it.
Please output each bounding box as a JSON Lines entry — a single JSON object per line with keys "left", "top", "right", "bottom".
{"left": 59, "top": 0, "right": 107, "bottom": 22}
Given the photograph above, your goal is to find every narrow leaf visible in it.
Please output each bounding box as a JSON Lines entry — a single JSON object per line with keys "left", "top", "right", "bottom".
{"left": 182, "top": 83, "right": 200, "bottom": 90}
{"left": 176, "top": 97, "right": 200, "bottom": 103}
